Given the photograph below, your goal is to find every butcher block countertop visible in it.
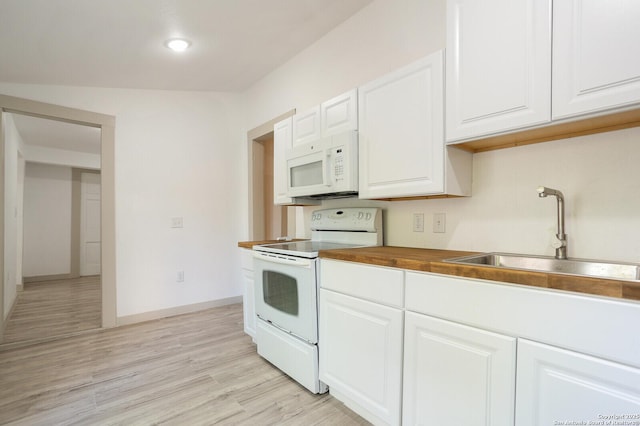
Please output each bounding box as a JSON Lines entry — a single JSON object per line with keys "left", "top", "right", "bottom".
{"left": 319, "top": 246, "right": 640, "bottom": 302}
{"left": 237, "top": 239, "right": 308, "bottom": 249}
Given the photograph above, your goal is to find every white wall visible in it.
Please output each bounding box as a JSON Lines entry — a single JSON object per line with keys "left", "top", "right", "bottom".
{"left": 244, "top": 0, "right": 640, "bottom": 263}
{"left": 0, "top": 84, "right": 245, "bottom": 317}
{"left": 23, "top": 162, "right": 72, "bottom": 277}
{"left": 244, "top": 0, "right": 445, "bottom": 129}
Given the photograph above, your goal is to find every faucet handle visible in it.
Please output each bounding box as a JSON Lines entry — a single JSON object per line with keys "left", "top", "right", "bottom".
{"left": 551, "top": 237, "right": 566, "bottom": 249}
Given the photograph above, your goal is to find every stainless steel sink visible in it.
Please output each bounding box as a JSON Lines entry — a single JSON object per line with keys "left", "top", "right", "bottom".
{"left": 444, "top": 253, "right": 640, "bottom": 281}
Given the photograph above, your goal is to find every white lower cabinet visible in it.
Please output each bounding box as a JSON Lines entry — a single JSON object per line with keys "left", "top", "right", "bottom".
{"left": 319, "top": 259, "right": 404, "bottom": 426}
{"left": 515, "top": 339, "right": 640, "bottom": 426}
{"left": 319, "top": 289, "right": 403, "bottom": 426}
{"left": 319, "top": 263, "right": 640, "bottom": 425}
{"left": 239, "top": 248, "right": 256, "bottom": 340}
{"left": 402, "top": 312, "right": 516, "bottom": 426}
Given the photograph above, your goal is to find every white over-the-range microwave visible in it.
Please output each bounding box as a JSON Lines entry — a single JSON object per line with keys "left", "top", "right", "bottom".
{"left": 286, "top": 130, "right": 358, "bottom": 199}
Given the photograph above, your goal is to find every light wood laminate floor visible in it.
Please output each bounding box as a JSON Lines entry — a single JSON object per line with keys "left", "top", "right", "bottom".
{"left": 2, "top": 276, "right": 101, "bottom": 344}
{"left": 0, "top": 303, "right": 369, "bottom": 425}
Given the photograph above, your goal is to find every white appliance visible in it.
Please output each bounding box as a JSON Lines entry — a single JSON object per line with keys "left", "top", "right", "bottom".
{"left": 252, "top": 207, "right": 383, "bottom": 394}
{"left": 286, "top": 130, "right": 358, "bottom": 199}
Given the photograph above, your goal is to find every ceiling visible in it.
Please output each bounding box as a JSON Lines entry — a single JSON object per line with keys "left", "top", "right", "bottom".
{"left": 10, "top": 113, "right": 101, "bottom": 155}
{"left": 1, "top": 0, "right": 371, "bottom": 158}
{"left": 0, "top": 0, "right": 372, "bottom": 92}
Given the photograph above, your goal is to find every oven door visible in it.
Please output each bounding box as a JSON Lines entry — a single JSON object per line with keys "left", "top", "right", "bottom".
{"left": 253, "top": 251, "right": 318, "bottom": 343}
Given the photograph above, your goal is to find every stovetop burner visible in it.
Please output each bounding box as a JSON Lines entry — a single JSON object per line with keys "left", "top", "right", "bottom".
{"left": 254, "top": 240, "right": 367, "bottom": 259}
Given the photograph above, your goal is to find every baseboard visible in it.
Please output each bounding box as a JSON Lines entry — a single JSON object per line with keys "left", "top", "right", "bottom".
{"left": 23, "top": 273, "right": 78, "bottom": 283}
{"left": 1, "top": 293, "right": 20, "bottom": 341}
{"left": 116, "top": 296, "right": 243, "bottom": 326}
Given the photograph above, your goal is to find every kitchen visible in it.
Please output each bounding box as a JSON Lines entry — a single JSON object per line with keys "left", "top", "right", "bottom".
{"left": 1, "top": 0, "right": 640, "bottom": 424}
{"left": 243, "top": 0, "right": 640, "bottom": 423}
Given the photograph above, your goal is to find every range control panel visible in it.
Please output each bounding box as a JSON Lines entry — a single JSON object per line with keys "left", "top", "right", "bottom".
{"left": 310, "top": 207, "right": 381, "bottom": 233}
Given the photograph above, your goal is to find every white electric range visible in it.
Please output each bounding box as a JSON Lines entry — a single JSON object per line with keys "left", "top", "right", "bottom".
{"left": 252, "top": 207, "right": 383, "bottom": 393}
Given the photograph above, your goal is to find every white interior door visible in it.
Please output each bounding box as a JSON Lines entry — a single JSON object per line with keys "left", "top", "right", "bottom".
{"left": 80, "top": 172, "right": 101, "bottom": 276}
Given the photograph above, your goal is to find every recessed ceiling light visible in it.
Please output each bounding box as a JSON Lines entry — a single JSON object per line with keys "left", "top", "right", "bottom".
{"left": 165, "top": 38, "right": 191, "bottom": 52}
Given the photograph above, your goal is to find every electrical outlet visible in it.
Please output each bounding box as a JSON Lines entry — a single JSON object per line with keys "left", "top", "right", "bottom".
{"left": 176, "top": 270, "right": 184, "bottom": 282}
{"left": 413, "top": 213, "right": 425, "bottom": 232}
{"left": 433, "top": 213, "right": 446, "bottom": 233}
{"left": 171, "top": 217, "right": 183, "bottom": 228}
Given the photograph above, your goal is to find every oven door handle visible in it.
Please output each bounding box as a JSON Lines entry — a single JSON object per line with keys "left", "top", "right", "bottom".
{"left": 253, "top": 251, "right": 313, "bottom": 267}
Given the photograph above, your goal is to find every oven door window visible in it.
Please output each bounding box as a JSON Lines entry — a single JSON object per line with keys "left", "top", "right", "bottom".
{"left": 262, "top": 270, "right": 298, "bottom": 315}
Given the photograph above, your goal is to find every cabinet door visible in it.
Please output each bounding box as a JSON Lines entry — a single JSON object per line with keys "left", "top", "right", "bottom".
{"left": 516, "top": 339, "right": 640, "bottom": 426}
{"left": 358, "top": 51, "right": 445, "bottom": 199}
{"left": 241, "top": 268, "right": 256, "bottom": 338}
{"left": 553, "top": 0, "right": 640, "bottom": 119}
{"left": 319, "top": 289, "right": 403, "bottom": 426}
{"left": 321, "top": 89, "right": 358, "bottom": 137}
{"left": 273, "top": 117, "right": 294, "bottom": 205}
{"left": 292, "top": 106, "right": 321, "bottom": 146}
{"left": 445, "top": 0, "right": 551, "bottom": 142}
{"left": 239, "top": 249, "right": 256, "bottom": 339}
{"left": 403, "top": 312, "right": 516, "bottom": 426}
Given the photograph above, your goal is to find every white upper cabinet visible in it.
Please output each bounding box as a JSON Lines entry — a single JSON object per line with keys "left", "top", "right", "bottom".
{"left": 292, "top": 89, "right": 358, "bottom": 147}
{"left": 553, "top": 0, "right": 640, "bottom": 120}
{"left": 321, "top": 89, "right": 358, "bottom": 137}
{"left": 359, "top": 50, "right": 471, "bottom": 199}
{"left": 292, "top": 106, "right": 321, "bottom": 147}
{"left": 446, "top": 0, "right": 552, "bottom": 143}
{"left": 273, "top": 116, "right": 294, "bottom": 205}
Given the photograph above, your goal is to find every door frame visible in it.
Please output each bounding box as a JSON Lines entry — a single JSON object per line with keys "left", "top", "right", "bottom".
{"left": 246, "top": 109, "right": 295, "bottom": 239}
{"left": 79, "top": 170, "right": 101, "bottom": 277}
{"left": 0, "top": 94, "right": 116, "bottom": 339}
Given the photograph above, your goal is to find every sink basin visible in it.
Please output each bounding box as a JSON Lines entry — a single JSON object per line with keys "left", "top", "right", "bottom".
{"left": 444, "top": 252, "right": 640, "bottom": 281}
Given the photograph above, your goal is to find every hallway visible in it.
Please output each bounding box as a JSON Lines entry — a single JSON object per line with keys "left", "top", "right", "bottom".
{"left": 2, "top": 276, "right": 101, "bottom": 344}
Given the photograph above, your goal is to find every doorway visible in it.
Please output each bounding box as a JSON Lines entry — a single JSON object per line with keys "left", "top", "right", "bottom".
{"left": 0, "top": 94, "right": 116, "bottom": 345}
{"left": 247, "top": 111, "right": 297, "bottom": 240}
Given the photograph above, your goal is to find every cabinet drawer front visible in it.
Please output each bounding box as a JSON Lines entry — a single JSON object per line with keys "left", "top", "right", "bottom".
{"left": 406, "top": 271, "right": 640, "bottom": 369}
{"left": 320, "top": 259, "right": 404, "bottom": 307}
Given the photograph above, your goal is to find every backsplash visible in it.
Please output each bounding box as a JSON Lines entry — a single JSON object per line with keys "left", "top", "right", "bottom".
{"left": 300, "top": 126, "right": 640, "bottom": 263}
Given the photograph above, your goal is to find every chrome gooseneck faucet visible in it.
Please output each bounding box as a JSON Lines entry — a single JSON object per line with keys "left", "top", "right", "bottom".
{"left": 537, "top": 186, "right": 567, "bottom": 260}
